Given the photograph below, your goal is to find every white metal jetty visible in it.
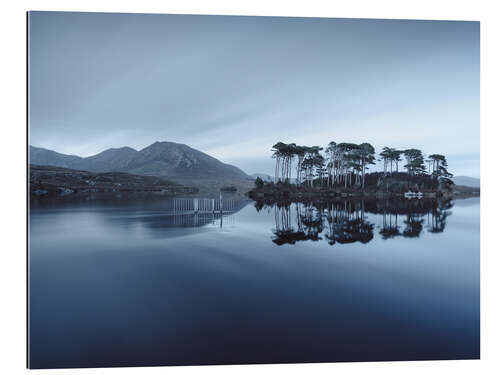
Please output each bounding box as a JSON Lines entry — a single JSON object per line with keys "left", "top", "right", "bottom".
{"left": 171, "top": 196, "right": 236, "bottom": 214}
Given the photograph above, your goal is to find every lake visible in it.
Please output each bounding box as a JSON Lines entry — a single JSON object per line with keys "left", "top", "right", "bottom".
{"left": 28, "top": 196, "right": 480, "bottom": 368}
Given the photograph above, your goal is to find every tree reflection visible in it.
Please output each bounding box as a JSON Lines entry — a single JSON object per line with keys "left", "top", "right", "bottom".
{"left": 403, "top": 215, "right": 424, "bottom": 238}
{"left": 324, "top": 201, "right": 374, "bottom": 245}
{"left": 259, "top": 198, "right": 454, "bottom": 247}
{"left": 427, "top": 199, "right": 453, "bottom": 233}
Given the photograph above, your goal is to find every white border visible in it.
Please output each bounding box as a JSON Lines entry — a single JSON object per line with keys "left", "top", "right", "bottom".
{"left": 1, "top": 1, "right": 499, "bottom": 374}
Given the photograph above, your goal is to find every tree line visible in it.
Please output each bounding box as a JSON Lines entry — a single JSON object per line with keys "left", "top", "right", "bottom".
{"left": 261, "top": 141, "right": 453, "bottom": 189}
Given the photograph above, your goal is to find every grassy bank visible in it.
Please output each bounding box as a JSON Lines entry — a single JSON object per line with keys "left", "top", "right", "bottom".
{"left": 30, "top": 164, "right": 198, "bottom": 198}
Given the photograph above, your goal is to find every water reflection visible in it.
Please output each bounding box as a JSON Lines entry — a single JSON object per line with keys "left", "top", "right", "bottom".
{"left": 30, "top": 195, "right": 454, "bottom": 243}
{"left": 255, "top": 199, "right": 453, "bottom": 246}
{"left": 29, "top": 196, "right": 479, "bottom": 367}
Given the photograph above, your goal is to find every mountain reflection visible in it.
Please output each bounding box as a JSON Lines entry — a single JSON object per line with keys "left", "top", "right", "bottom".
{"left": 255, "top": 199, "right": 454, "bottom": 246}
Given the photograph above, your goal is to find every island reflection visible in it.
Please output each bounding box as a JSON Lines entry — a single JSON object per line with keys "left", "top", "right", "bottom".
{"left": 253, "top": 199, "right": 454, "bottom": 246}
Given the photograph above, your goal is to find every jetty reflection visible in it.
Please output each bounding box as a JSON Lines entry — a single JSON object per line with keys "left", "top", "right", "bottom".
{"left": 31, "top": 195, "right": 247, "bottom": 239}
{"left": 255, "top": 199, "right": 454, "bottom": 246}
{"left": 113, "top": 197, "right": 246, "bottom": 236}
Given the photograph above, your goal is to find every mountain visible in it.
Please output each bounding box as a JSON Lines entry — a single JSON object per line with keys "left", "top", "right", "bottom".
{"left": 29, "top": 142, "right": 251, "bottom": 193}
{"left": 452, "top": 176, "right": 480, "bottom": 188}
{"left": 124, "top": 142, "right": 248, "bottom": 179}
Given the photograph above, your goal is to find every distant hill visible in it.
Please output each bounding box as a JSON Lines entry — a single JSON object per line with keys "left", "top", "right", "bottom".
{"left": 30, "top": 142, "right": 252, "bottom": 194}
{"left": 250, "top": 173, "right": 299, "bottom": 183}
{"left": 250, "top": 173, "right": 273, "bottom": 181}
{"left": 29, "top": 146, "right": 84, "bottom": 169}
{"left": 452, "top": 176, "right": 480, "bottom": 188}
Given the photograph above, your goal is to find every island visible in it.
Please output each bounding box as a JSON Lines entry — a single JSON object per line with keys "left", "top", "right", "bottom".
{"left": 246, "top": 141, "right": 479, "bottom": 200}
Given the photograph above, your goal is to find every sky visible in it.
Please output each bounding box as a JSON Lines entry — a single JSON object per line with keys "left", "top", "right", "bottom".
{"left": 28, "top": 12, "right": 480, "bottom": 177}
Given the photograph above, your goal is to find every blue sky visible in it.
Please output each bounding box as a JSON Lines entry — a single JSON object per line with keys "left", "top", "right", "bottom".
{"left": 29, "top": 12, "right": 479, "bottom": 177}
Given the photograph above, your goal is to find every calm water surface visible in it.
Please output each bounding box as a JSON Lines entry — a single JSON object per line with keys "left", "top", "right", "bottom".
{"left": 29, "top": 197, "right": 480, "bottom": 368}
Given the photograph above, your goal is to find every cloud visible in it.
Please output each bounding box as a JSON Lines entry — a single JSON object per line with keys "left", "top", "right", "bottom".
{"left": 29, "top": 12, "right": 479, "bottom": 177}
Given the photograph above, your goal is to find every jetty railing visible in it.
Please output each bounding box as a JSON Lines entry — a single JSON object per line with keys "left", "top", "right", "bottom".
{"left": 171, "top": 196, "right": 236, "bottom": 214}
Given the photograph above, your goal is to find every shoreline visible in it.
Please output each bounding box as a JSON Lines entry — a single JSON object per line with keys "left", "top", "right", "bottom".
{"left": 246, "top": 187, "right": 479, "bottom": 201}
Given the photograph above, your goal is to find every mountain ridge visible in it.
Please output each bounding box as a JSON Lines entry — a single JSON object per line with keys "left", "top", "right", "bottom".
{"left": 29, "top": 142, "right": 249, "bottom": 182}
